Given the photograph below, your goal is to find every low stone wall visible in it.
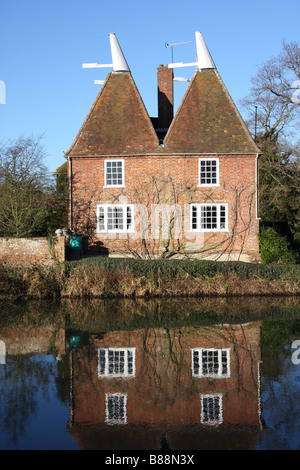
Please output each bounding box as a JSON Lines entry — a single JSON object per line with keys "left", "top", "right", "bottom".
{"left": 0, "top": 236, "right": 66, "bottom": 265}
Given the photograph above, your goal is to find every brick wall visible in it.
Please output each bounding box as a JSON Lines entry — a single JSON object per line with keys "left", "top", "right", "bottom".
{"left": 69, "top": 153, "right": 260, "bottom": 261}
{"left": 0, "top": 236, "right": 66, "bottom": 265}
{"left": 157, "top": 65, "right": 174, "bottom": 129}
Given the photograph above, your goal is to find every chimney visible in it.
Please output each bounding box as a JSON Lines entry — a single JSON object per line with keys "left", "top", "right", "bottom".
{"left": 157, "top": 65, "right": 174, "bottom": 129}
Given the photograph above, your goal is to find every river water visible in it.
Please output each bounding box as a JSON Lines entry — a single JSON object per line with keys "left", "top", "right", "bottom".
{"left": 1, "top": 296, "right": 300, "bottom": 451}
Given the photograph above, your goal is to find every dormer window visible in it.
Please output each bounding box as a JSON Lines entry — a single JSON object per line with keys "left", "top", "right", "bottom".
{"left": 104, "top": 159, "right": 125, "bottom": 187}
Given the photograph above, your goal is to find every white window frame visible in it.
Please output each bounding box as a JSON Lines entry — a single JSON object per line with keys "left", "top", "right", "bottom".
{"left": 192, "top": 348, "right": 230, "bottom": 378}
{"left": 105, "top": 393, "right": 127, "bottom": 425}
{"left": 190, "top": 203, "right": 228, "bottom": 232}
{"left": 200, "top": 393, "right": 223, "bottom": 426}
{"left": 198, "top": 158, "right": 219, "bottom": 186}
{"left": 96, "top": 204, "right": 134, "bottom": 233}
{"left": 98, "top": 347, "right": 136, "bottom": 378}
{"left": 104, "top": 159, "right": 125, "bottom": 188}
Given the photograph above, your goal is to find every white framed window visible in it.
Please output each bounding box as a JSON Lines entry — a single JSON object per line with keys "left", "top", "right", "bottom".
{"left": 97, "top": 204, "right": 134, "bottom": 233}
{"left": 201, "top": 393, "right": 223, "bottom": 425}
{"left": 192, "top": 348, "right": 230, "bottom": 378}
{"left": 98, "top": 348, "right": 136, "bottom": 378}
{"left": 105, "top": 393, "right": 127, "bottom": 424}
{"left": 199, "top": 158, "right": 219, "bottom": 186}
{"left": 190, "top": 203, "right": 228, "bottom": 231}
{"left": 104, "top": 159, "right": 125, "bottom": 187}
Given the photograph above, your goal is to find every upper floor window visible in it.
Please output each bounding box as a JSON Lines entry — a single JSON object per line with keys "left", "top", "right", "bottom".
{"left": 191, "top": 203, "right": 228, "bottom": 232}
{"left": 104, "top": 159, "right": 125, "bottom": 187}
{"left": 105, "top": 393, "right": 127, "bottom": 424}
{"left": 97, "top": 204, "right": 134, "bottom": 233}
{"left": 199, "top": 158, "right": 219, "bottom": 186}
{"left": 98, "top": 347, "right": 136, "bottom": 378}
{"left": 201, "top": 394, "right": 223, "bottom": 425}
{"left": 192, "top": 348, "right": 230, "bottom": 378}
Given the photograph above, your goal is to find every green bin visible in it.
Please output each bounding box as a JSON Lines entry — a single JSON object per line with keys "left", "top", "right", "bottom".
{"left": 69, "top": 235, "right": 82, "bottom": 254}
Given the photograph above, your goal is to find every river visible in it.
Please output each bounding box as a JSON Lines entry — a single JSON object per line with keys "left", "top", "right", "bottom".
{"left": 0, "top": 295, "right": 300, "bottom": 451}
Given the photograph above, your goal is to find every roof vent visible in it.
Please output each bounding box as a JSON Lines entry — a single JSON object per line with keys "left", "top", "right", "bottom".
{"left": 167, "top": 31, "right": 216, "bottom": 71}
{"left": 195, "top": 31, "right": 215, "bottom": 70}
{"left": 109, "top": 33, "right": 130, "bottom": 72}
{"left": 82, "top": 33, "right": 130, "bottom": 84}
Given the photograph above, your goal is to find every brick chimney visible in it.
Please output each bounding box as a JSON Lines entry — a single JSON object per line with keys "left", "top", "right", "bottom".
{"left": 157, "top": 65, "right": 174, "bottom": 129}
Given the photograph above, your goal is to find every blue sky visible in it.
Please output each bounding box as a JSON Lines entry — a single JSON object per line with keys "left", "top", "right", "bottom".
{"left": 0, "top": 0, "right": 299, "bottom": 173}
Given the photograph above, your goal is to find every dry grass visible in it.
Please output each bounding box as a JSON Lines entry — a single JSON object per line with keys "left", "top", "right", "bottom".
{"left": 0, "top": 260, "right": 299, "bottom": 301}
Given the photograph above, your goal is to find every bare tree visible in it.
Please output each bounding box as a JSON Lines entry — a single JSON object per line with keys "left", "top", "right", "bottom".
{"left": 240, "top": 40, "right": 300, "bottom": 139}
{"left": 72, "top": 170, "right": 258, "bottom": 261}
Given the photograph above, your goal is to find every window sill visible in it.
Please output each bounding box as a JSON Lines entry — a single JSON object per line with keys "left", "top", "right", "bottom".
{"left": 190, "top": 229, "right": 229, "bottom": 233}
{"left": 96, "top": 230, "right": 135, "bottom": 234}
{"left": 103, "top": 185, "right": 126, "bottom": 189}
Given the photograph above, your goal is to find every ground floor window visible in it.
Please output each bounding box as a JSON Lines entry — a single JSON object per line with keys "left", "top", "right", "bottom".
{"left": 191, "top": 203, "right": 228, "bottom": 231}
{"left": 192, "top": 348, "right": 230, "bottom": 378}
{"left": 97, "top": 204, "right": 134, "bottom": 233}
{"left": 98, "top": 348, "right": 135, "bottom": 378}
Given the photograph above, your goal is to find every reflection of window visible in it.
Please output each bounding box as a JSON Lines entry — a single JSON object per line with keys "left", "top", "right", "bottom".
{"left": 97, "top": 205, "right": 134, "bottom": 233}
{"left": 191, "top": 204, "right": 228, "bottom": 231}
{"left": 201, "top": 393, "right": 223, "bottom": 425}
{"left": 105, "top": 393, "right": 127, "bottom": 424}
{"left": 192, "top": 348, "right": 230, "bottom": 378}
{"left": 199, "top": 158, "right": 219, "bottom": 186}
{"left": 98, "top": 348, "right": 135, "bottom": 377}
{"left": 104, "top": 160, "right": 124, "bottom": 187}
{"left": 0, "top": 340, "right": 5, "bottom": 365}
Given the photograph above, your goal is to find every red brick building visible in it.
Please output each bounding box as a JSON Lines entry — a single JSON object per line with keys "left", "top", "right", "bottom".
{"left": 65, "top": 32, "right": 260, "bottom": 261}
{"left": 68, "top": 322, "right": 263, "bottom": 450}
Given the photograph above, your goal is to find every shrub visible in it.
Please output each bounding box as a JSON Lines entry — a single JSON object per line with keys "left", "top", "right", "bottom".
{"left": 259, "top": 227, "right": 298, "bottom": 264}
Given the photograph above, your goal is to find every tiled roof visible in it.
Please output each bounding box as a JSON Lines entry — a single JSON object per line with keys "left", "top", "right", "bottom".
{"left": 66, "top": 68, "right": 259, "bottom": 157}
{"left": 66, "top": 72, "right": 159, "bottom": 156}
{"left": 164, "top": 69, "right": 260, "bottom": 154}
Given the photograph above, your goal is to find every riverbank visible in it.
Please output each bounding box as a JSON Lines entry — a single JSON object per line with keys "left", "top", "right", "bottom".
{"left": 1, "top": 257, "right": 300, "bottom": 301}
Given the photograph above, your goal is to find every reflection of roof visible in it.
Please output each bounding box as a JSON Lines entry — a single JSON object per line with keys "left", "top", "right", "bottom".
{"left": 68, "top": 423, "right": 264, "bottom": 450}
{"left": 53, "top": 162, "right": 67, "bottom": 174}
{"left": 164, "top": 69, "right": 260, "bottom": 154}
{"left": 66, "top": 72, "right": 159, "bottom": 157}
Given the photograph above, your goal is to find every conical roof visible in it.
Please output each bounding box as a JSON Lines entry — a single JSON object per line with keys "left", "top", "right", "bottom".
{"left": 66, "top": 71, "right": 159, "bottom": 156}
{"left": 164, "top": 69, "right": 260, "bottom": 154}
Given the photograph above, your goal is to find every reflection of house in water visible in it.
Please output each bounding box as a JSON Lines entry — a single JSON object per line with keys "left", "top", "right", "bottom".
{"left": 0, "top": 328, "right": 65, "bottom": 357}
{"left": 68, "top": 322, "right": 263, "bottom": 450}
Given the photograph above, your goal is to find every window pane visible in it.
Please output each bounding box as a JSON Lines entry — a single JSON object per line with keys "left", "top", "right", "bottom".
{"left": 98, "top": 349, "right": 106, "bottom": 375}
{"left": 127, "top": 206, "right": 132, "bottom": 230}
{"left": 222, "top": 350, "right": 228, "bottom": 375}
{"left": 193, "top": 350, "right": 200, "bottom": 375}
{"left": 220, "top": 205, "right": 226, "bottom": 229}
{"left": 192, "top": 205, "right": 198, "bottom": 230}
{"left": 98, "top": 207, "right": 105, "bottom": 231}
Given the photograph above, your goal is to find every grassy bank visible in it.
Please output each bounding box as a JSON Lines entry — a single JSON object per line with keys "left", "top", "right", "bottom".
{"left": 1, "top": 257, "right": 300, "bottom": 301}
